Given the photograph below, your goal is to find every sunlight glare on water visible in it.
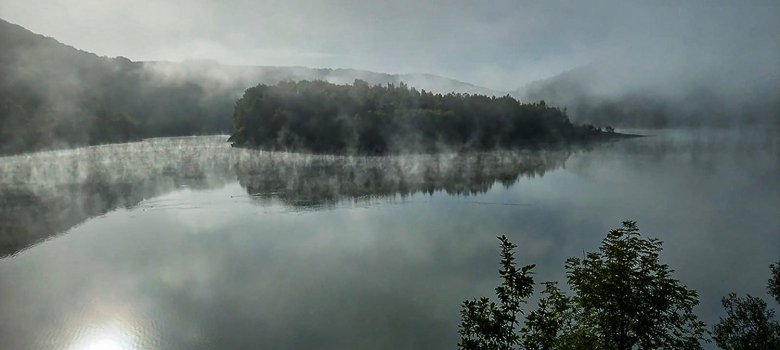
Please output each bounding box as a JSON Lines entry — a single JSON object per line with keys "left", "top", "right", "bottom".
{"left": 69, "top": 324, "right": 136, "bottom": 350}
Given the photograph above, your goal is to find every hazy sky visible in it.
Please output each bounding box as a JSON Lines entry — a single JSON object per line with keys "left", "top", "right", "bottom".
{"left": 1, "top": 0, "right": 778, "bottom": 90}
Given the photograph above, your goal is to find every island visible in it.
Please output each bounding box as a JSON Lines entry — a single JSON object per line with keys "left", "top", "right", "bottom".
{"left": 229, "top": 80, "right": 623, "bottom": 154}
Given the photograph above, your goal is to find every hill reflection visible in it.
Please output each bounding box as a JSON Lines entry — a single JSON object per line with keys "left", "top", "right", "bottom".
{"left": 0, "top": 137, "right": 235, "bottom": 257}
{"left": 0, "top": 137, "right": 570, "bottom": 257}
{"left": 236, "top": 151, "right": 570, "bottom": 208}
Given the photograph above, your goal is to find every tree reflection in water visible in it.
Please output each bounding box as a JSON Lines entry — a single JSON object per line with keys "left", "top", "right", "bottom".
{"left": 0, "top": 136, "right": 572, "bottom": 257}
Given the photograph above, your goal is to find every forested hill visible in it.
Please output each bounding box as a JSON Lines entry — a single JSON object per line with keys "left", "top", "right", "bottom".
{"left": 0, "top": 18, "right": 494, "bottom": 154}
{"left": 0, "top": 19, "right": 235, "bottom": 153}
{"left": 514, "top": 64, "right": 780, "bottom": 128}
{"left": 229, "top": 80, "right": 613, "bottom": 154}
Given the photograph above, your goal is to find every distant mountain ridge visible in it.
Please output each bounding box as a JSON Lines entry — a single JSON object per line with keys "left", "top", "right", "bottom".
{"left": 0, "top": 18, "right": 496, "bottom": 154}
{"left": 512, "top": 62, "right": 780, "bottom": 128}
{"left": 142, "top": 60, "right": 498, "bottom": 97}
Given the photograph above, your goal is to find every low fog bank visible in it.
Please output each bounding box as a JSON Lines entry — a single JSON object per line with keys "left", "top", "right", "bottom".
{"left": 143, "top": 60, "right": 496, "bottom": 96}
{"left": 514, "top": 42, "right": 779, "bottom": 129}
{"left": 0, "top": 136, "right": 236, "bottom": 257}
{"left": 229, "top": 80, "right": 616, "bottom": 156}
{"left": 508, "top": 2, "right": 780, "bottom": 129}
{"left": 0, "top": 19, "right": 234, "bottom": 154}
{"left": 0, "top": 18, "right": 495, "bottom": 155}
{"left": 4, "top": 1, "right": 778, "bottom": 156}
{"left": 235, "top": 148, "right": 569, "bottom": 208}
{"left": 0, "top": 135, "right": 568, "bottom": 257}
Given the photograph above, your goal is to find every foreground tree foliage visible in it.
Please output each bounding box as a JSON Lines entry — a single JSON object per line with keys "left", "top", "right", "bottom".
{"left": 712, "top": 294, "right": 780, "bottom": 349}
{"left": 564, "top": 221, "right": 706, "bottom": 349}
{"left": 459, "top": 221, "right": 707, "bottom": 350}
{"left": 712, "top": 262, "right": 780, "bottom": 350}
{"left": 230, "top": 80, "right": 610, "bottom": 154}
{"left": 770, "top": 262, "right": 780, "bottom": 305}
{"left": 522, "top": 282, "right": 591, "bottom": 349}
{"left": 458, "top": 236, "right": 535, "bottom": 350}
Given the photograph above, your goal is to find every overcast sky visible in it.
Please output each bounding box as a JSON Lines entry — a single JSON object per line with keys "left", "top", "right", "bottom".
{"left": 1, "top": 0, "right": 778, "bottom": 90}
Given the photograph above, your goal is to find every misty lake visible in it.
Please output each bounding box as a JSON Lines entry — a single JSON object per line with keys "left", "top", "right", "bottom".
{"left": 0, "top": 129, "right": 777, "bottom": 349}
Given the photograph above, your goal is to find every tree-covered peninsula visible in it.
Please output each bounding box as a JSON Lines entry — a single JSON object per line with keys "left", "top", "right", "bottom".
{"left": 229, "top": 80, "right": 616, "bottom": 154}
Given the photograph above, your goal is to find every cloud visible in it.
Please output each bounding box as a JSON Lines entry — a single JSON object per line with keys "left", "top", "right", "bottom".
{"left": 1, "top": 1, "right": 777, "bottom": 91}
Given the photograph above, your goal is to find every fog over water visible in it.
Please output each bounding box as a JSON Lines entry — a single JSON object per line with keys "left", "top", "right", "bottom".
{"left": 0, "top": 129, "right": 777, "bottom": 349}
{"left": 2, "top": 2, "right": 777, "bottom": 155}
{"left": 0, "top": 1, "right": 778, "bottom": 348}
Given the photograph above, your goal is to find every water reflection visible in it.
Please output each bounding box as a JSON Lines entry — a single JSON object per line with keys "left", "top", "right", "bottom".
{"left": 0, "top": 137, "right": 235, "bottom": 257}
{"left": 236, "top": 150, "right": 569, "bottom": 208}
{"left": 69, "top": 321, "right": 140, "bottom": 350}
{"left": 0, "top": 130, "right": 776, "bottom": 350}
{"left": 0, "top": 137, "right": 570, "bottom": 257}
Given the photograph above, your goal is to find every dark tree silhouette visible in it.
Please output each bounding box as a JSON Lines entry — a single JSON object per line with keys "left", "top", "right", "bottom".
{"left": 230, "top": 80, "right": 610, "bottom": 155}
{"left": 564, "top": 221, "right": 706, "bottom": 349}
{"left": 459, "top": 221, "right": 707, "bottom": 350}
{"left": 521, "top": 282, "right": 592, "bottom": 349}
{"left": 458, "top": 236, "right": 535, "bottom": 350}
{"left": 712, "top": 261, "right": 780, "bottom": 349}
{"left": 712, "top": 294, "right": 780, "bottom": 350}
{"left": 770, "top": 262, "right": 780, "bottom": 305}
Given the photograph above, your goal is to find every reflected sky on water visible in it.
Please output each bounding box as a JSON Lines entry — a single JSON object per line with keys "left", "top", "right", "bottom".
{"left": 0, "top": 130, "right": 778, "bottom": 349}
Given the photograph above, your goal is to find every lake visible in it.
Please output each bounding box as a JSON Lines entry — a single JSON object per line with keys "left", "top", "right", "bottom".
{"left": 0, "top": 129, "right": 778, "bottom": 349}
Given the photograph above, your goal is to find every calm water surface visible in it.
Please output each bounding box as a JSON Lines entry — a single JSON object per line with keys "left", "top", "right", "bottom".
{"left": 0, "top": 130, "right": 778, "bottom": 349}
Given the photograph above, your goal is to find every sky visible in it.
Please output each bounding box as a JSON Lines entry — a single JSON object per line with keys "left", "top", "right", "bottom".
{"left": 1, "top": 0, "right": 778, "bottom": 91}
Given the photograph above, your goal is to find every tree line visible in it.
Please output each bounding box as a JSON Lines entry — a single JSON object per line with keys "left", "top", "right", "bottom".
{"left": 229, "top": 80, "right": 615, "bottom": 155}
{"left": 459, "top": 221, "right": 780, "bottom": 349}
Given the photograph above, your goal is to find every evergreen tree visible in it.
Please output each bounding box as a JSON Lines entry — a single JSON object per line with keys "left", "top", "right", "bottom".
{"left": 230, "top": 80, "right": 607, "bottom": 155}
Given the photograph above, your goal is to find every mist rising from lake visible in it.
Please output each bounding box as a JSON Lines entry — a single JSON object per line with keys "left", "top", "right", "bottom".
{"left": 0, "top": 128, "right": 777, "bottom": 349}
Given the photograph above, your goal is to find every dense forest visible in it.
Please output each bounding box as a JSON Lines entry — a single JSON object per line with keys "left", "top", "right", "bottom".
{"left": 0, "top": 18, "right": 491, "bottom": 155}
{"left": 229, "top": 80, "right": 615, "bottom": 154}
